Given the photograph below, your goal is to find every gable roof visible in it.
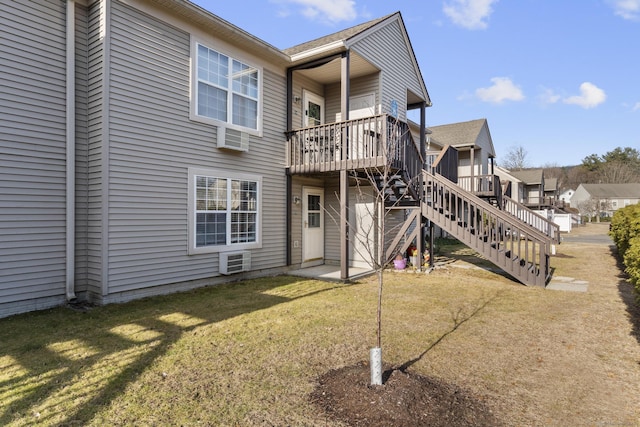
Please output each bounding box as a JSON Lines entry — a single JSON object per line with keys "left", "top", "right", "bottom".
{"left": 283, "top": 13, "right": 395, "bottom": 57}
{"left": 428, "top": 119, "right": 494, "bottom": 153}
{"left": 544, "top": 178, "right": 557, "bottom": 192}
{"left": 284, "top": 12, "right": 431, "bottom": 106}
{"left": 510, "top": 169, "right": 544, "bottom": 185}
{"left": 578, "top": 183, "right": 640, "bottom": 198}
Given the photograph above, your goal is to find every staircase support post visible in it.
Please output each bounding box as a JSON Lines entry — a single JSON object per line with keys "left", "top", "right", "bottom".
{"left": 429, "top": 221, "right": 435, "bottom": 269}
{"left": 340, "top": 169, "right": 349, "bottom": 280}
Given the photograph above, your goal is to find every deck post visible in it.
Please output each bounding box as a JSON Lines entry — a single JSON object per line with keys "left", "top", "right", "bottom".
{"left": 340, "top": 51, "right": 350, "bottom": 280}
{"left": 340, "top": 169, "right": 349, "bottom": 280}
{"left": 429, "top": 221, "right": 435, "bottom": 269}
{"left": 470, "top": 147, "right": 475, "bottom": 191}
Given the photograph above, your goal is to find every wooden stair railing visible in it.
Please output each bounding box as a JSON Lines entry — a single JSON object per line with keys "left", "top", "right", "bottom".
{"left": 421, "top": 170, "right": 551, "bottom": 287}
{"left": 502, "top": 196, "right": 561, "bottom": 244}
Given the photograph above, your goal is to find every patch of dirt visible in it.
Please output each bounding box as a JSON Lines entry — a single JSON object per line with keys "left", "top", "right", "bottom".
{"left": 310, "top": 362, "right": 503, "bottom": 427}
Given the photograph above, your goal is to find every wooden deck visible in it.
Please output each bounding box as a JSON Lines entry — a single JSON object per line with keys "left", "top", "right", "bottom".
{"left": 286, "top": 114, "right": 423, "bottom": 178}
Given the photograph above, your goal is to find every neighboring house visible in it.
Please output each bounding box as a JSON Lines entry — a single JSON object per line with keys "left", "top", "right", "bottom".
{"left": 495, "top": 167, "right": 562, "bottom": 210}
{"left": 544, "top": 178, "right": 558, "bottom": 204}
{"left": 559, "top": 189, "right": 575, "bottom": 204}
{"left": 570, "top": 183, "right": 640, "bottom": 218}
{"left": 509, "top": 169, "right": 545, "bottom": 208}
{"left": 425, "top": 119, "right": 497, "bottom": 189}
{"left": 494, "top": 165, "right": 523, "bottom": 202}
{"left": 1, "top": 0, "right": 431, "bottom": 318}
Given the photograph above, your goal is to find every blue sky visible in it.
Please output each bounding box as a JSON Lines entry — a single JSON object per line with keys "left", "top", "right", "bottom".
{"left": 191, "top": 0, "right": 640, "bottom": 167}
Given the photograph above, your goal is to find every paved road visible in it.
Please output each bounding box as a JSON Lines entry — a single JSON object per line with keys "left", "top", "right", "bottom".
{"left": 561, "top": 233, "right": 613, "bottom": 245}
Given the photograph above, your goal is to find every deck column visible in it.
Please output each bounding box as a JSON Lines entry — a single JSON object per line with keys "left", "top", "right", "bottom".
{"left": 340, "top": 51, "right": 350, "bottom": 280}
{"left": 340, "top": 169, "right": 349, "bottom": 280}
{"left": 470, "top": 147, "right": 475, "bottom": 191}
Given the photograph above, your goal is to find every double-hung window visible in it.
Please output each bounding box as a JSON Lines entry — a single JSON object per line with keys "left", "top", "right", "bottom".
{"left": 195, "top": 43, "right": 260, "bottom": 132}
{"left": 188, "top": 168, "right": 262, "bottom": 254}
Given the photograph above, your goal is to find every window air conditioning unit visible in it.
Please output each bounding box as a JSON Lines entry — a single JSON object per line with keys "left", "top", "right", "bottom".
{"left": 217, "top": 127, "right": 249, "bottom": 152}
{"left": 219, "top": 251, "right": 251, "bottom": 275}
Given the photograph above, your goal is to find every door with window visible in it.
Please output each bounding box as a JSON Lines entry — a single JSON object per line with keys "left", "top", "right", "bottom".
{"left": 302, "top": 187, "right": 324, "bottom": 264}
{"left": 303, "top": 90, "right": 325, "bottom": 127}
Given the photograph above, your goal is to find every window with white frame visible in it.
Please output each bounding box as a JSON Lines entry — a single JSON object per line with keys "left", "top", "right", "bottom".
{"left": 195, "top": 43, "right": 260, "bottom": 131}
{"left": 189, "top": 168, "right": 261, "bottom": 254}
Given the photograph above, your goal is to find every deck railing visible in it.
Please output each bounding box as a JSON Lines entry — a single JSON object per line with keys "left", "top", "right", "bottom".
{"left": 522, "top": 196, "right": 557, "bottom": 207}
{"left": 286, "top": 114, "right": 422, "bottom": 183}
{"left": 457, "top": 174, "right": 502, "bottom": 201}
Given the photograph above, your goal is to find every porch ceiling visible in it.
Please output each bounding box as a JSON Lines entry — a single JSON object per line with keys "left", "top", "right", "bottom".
{"left": 296, "top": 53, "right": 379, "bottom": 84}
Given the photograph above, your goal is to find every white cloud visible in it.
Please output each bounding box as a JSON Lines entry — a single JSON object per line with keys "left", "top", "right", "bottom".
{"left": 271, "top": 0, "right": 357, "bottom": 24}
{"left": 537, "top": 87, "right": 561, "bottom": 105}
{"left": 563, "top": 82, "right": 606, "bottom": 109}
{"left": 443, "top": 0, "right": 499, "bottom": 30}
{"left": 475, "top": 77, "right": 525, "bottom": 104}
{"left": 608, "top": 0, "right": 640, "bottom": 20}
{"left": 633, "top": 102, "right": 640, "bottom": 111}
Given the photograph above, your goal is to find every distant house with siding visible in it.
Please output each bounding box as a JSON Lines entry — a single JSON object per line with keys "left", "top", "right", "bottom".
{"left": 570, "top": 183, "right": 640, "bottom": 217}
{"left": 425, "top": 119, "right": 496, "bottom": 184}
{"left": 559, "top": 189, "right": 575, "bottom": 204}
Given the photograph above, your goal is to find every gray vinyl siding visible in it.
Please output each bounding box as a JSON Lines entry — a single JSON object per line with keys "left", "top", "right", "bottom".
{"left": 326, "top": 74, "right": 380, "bottom": 122}
{"left": 0, "top": 0, "right": 68, "bottom": 314}
{"left": 324, "top": 181, "right": 341, "bottom": 264}
{"left": 350, "top": 20, "right": 424, "bottom": 121}
{"left": 103, "top": 2, "right": 287, "bottom": 296}
{"left": 476, "top": 127, "right": 492, "bottom": 175}
{"left": 86, "top": 0, "right": 107, "bottom": 300}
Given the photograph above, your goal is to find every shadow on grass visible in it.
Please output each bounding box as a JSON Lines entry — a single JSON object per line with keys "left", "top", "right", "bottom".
{"left": 435, "top": 239, "right": 552, "bottom": 288}
{"left": 0, "top": 276, "right": 342, "bottom": 426}
{"left": 610, "top": 245, "right": 640, "bottom": 347}
{"left": 394, "top": 291, "right": 503, "bottom": 374}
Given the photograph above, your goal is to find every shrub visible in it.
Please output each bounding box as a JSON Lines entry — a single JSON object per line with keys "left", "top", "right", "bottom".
{"left": 609, "top": 204, "right": 640, "bottom": 257}
{"left": 623, "top": 236, "right": 640, "bottom": 296}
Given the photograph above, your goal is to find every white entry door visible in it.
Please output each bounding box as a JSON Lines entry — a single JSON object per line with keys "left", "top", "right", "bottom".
{"left": 303, "top": 90, "right": 325, "bottom": 127}
{"left": 302, "top": 187, "right": 324, "bottom": 264}
{"left": 349, "top": 188, "right": 377, "bottom": 269}
{"left": 349, "top": 93, "right": 377, "bottom": 159}
{"left": 349, "top": 93, "right": 376, "bottom": 119}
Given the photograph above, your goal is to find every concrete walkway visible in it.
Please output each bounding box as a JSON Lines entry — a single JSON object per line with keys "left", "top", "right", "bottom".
{"left": 288, "top": 265, "right": 373, "bottom": 282}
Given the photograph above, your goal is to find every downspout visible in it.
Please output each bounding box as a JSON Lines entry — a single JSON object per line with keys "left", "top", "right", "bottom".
{"left": 285, "top": 68, "right": 293, "bottom": 266}
{"left": 65, "top": 0, "right": 77, "bottom": 301}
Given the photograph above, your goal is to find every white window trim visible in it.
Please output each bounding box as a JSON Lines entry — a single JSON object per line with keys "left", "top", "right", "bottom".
{"left": 188, "top": 167, "right": 263, "bottom": 255}
{"left": 190, "top": 39, "right": 264, "bottom": 137}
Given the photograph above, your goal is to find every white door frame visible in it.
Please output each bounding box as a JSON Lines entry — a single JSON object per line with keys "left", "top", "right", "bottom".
{"left": 302, "top": 186, "right": 324, "bottom": 266}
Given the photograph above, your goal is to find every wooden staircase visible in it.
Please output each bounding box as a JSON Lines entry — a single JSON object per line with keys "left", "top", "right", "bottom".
{"left": 421, "top": 170, "right": 552, "bottom": 287}
{"left": 363, "top": 128, "right": 554, "bottom": 287}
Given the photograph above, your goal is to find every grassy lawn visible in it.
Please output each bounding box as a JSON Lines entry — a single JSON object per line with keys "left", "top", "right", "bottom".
{"left": 1, "top": 223, "right": 639, "bottom": 426}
